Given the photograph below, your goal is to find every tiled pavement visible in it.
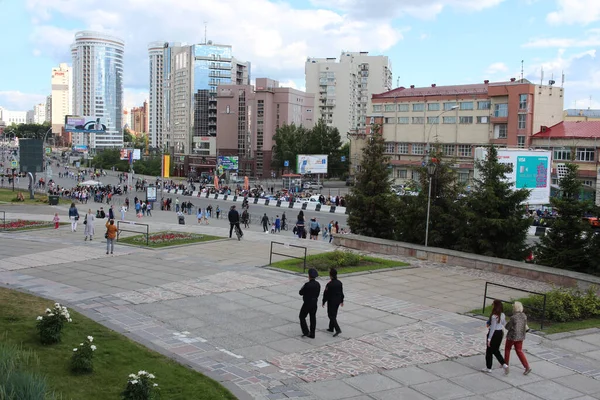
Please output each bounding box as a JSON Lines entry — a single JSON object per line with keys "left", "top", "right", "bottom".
{"left": 1, "top": 213, "right": 600, "bottom": 399}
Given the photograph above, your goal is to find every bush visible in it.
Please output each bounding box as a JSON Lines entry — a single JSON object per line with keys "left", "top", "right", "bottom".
{"left": 36, "top": 303, "right": 72, "bottom": 345}
{"left": 307, "top": 250, "right": 364, "bottom": 271}
{"left": 521, "top": 286, "right": 600, "bottom": 323}
{"left": 122, "top": 371, "right": 159, "bottom": 400}
{"left": 0, "top": 342, "right": 58, "bottom": 399}
{"left": 70, "top": 336, "right": 97, "bottom": 374}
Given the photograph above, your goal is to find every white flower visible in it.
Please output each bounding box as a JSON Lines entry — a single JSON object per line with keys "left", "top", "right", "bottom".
{"left": 148, "top": 374, "right": 155, "bottom": 379}
{"left": 153, "top": 383, "right": 158, "bottom": 387}
{"left": 87, "top": 336, "right": 93, "bottom": 342}
{"left": 68, "top": 318, "right": 72, "bottom": 322}
{"left": 36, "top": 316, "right": 43, "bottom": 321}
{"left": 90, "top": 345, "right": 97, "bottom": 351}
{"left": 129, "top": 374, "right": 137, "bottom": 379}
{"left": 80, "top": 343, "right": 83, "bottom": 346}
{"left": 55, "top": 302, "right": 60, "bottom": 307}
{"left": 73, "top": 348, "right": 78, "bottom": 352}
{"left": 48, "top": 313, "right": 54, "bottom": 317}
{"left": 138, "top": 370, "right": 147, "bottom": 376}
{"left": 131, "top": 380, "right": 138, "bottom": 385}
{"left": 45, "top": 308, "right": 51, "bottom": 313}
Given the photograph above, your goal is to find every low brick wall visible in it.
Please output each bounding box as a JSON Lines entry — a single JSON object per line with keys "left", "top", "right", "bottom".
{"left": 333, "top": 234, "right": 600, "bottom": 290}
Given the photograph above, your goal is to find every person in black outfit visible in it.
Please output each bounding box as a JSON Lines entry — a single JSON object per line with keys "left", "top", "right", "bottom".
{"left": 322, "top": 268, "right": 344, "bottom": 337}
{"left": 299, "top": 268, "right": 321, "bottom": 338}
{"left": 261, "top": 213, "right": 270, "bottom": 232}
{"left": 228, "top": 205, "right": 242, "bottom": 238}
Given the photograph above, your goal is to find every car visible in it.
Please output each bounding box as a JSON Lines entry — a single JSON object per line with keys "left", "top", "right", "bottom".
{"left": 303, "top": 181, "right": 323, "bottom": 190}
{"left": 346, "top": 177, "right": 355, "bottom": 186}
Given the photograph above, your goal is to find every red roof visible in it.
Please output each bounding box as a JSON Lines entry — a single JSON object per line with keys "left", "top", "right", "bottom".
{"left": 372, "top": 80, "right": 529, "bottom": 99}
{"left": 532, "top": 121, "right": 600, "bottom": 138}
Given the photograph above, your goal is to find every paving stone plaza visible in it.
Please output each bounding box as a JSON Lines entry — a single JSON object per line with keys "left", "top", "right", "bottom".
{"left": 1, "top": 207, "right": 600, "bottom": 400}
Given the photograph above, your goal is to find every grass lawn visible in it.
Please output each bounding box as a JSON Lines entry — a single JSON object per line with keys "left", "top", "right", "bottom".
{"left": 0, "top": 287, "right": 236, "bottom": 400}
{"left": 118, "top": 231, "right": 223, "bottom": 248}
{"left": 470, "top": 303, "right": 600, "bottom": 335}
{"left": 0, "top": 188, "right": 48, "bottom": 204}
{"left": 269, "top": 250, "right": 410, "bottom": 274}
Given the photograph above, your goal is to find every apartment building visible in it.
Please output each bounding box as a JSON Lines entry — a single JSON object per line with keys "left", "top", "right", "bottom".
{"left": 51, "top": 63, "right": 73, "bottom": 135}
{"left": 305, "top": 52, "right": 392, "bottom": 140}
{"left": 131, "top": 101, "right": 149, "bottom": 134}
{"left": 356, "top": 79, "right": 564, "bottom": 184}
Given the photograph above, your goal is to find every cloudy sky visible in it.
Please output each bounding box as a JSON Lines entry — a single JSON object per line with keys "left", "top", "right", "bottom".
{"left": 0, "top": 0, "right": 599, "bottom": 111}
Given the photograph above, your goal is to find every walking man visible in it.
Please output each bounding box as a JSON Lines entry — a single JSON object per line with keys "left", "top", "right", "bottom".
{"left": 322, "top": 268, "right": 344, "bottom": 337}
{"left": 299, "top": 268, "right": 320, "bottom": 339}
{"left": 261, "top": 213, "right": 270, "bottom": 233}
{"left": 228, "top": 205, "right": 242, "bottom": 239}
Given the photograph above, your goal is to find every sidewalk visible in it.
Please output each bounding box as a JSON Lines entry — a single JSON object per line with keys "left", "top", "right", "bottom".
{"left": 1, "top": 206, "right": 600, "bottom": 399}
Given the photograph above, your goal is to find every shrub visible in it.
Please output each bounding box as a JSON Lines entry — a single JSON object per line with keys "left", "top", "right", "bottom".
{"left": 36, "top": 303, "right": 72, "bottom": 344}
{"left": 70, "top": 336, "right": 97, "bottom": 374}
{"left": 521, "top": 286, "right": 600, "bottom": 323}
{"left": 122, "top": 370, "right": 159, "bottom": 400}
{"left": 0, "top": 342, "right": 58, "bottom": 399}
{"left": 308, "top": 250, "right": 364, "bottom": 271}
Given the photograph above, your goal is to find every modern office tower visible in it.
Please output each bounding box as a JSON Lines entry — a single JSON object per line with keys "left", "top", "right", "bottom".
{"left": 305, "top": 51, "right": 392, "bottom": 140}
{"left": 71, "top": 31, "right": 124, "bottom": 151}
{"left": 50, "top": 63, "right": 72, "bottom": 135}
{"left": 148, "top": 41, "right": 168, "bottom": 149}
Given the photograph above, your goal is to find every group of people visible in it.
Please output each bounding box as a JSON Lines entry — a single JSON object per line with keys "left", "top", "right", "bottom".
{"left": 64, "top": 202, "right": 118, "bottom": 255}
{"left": 293, "top": 211, "right": 347, "bottom": 241}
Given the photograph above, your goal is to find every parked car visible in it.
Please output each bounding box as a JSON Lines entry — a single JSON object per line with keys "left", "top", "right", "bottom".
{"left": 303, "top": 181, "right": 323, "bottom": 190}
{"left": 346, "top": 177, "right": 355, "bottom": 186}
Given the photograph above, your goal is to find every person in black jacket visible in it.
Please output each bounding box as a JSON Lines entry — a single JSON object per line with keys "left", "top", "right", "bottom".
{"left": 228, "top": 205, "right": 242, "bottom": 238}
{"left": 299, "top": 268, "right": 321, "bottom": 338}
{"left": 322, "top": 267, "right": 344, "bottom": 337}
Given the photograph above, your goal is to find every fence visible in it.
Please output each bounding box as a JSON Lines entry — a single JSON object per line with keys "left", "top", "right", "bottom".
{"left": 116, "top": 221, "right": 150, "bottom": 246}
{"left": 482, "top": 282, "right": 547, "bottom": 329}
{"left": 269, "top": 241, "right": 308, "bottom": 273}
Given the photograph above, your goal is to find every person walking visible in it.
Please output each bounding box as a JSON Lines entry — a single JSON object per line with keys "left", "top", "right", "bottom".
{"left": 108, "top": 205, "right": 115, "bottom": 220}
{"left": 228, "top": 205, "right": 242, "bottom": 239}
{"left": 483, "top": 299, "right": 510, "bottom": 374}
{"left": 504, "top": 301, "right": 532, "bottom": 375}
{"left": 68, "top": 202, "right": 80, "bottom": 232}
{"left": 105, "top": 219, "right": 118, "bottom": 255}
{"left": 296, "top": 211, "right": 305, "bottom": 239}
{"left": 299, "top": 268, "right": 320, "bottom": 339}
{"left": 120, "top": 205, "right": 126, "bottom": 221}
{"left": 146, "top": 202, "right": 152, "bottom": 217}
{"left": 309, "top": 218, "right": 320, "bottom": 240}
{"left": 322, "top": 267, "right": 344, "bottom": 337}
{"left": 216, "top": 205, "right": 221, "bottom": 219}
{"left": 53, "top": 213, "right": 60, "bottom": 229}
{"left": 83, "top": 209, "right": 95, "bottom": 241}
{"left": 261, "top": 213, "right": 270, "bottom": 233}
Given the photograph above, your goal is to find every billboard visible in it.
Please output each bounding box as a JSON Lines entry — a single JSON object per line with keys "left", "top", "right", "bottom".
{"left": 297, "top": 155, "right": 328, "bottom": 174}
{"left": 218, "top": 156, "right": 239, "bottom": 171}
{"left": 146, "top": 185, "right": 157, "bottom": 202}
{"left": 65, "top": 115, "right": 107, "bottom": 133}
{"left": 119, "top": 149, "right": 141, "bottom": 161}
{"left": 474, "top": 148, "right": 551, "bottom": 205}
{"left": 19, "top": 139, "right": 44, "bottom": 173}
{"left": 72, "top": 145, "right": 88, "bottom": 152}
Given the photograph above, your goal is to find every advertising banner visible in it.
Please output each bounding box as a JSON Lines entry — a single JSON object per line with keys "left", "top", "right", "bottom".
{"left": 162, "top": 155, "right": 170, "bottom": 178}
{"left": 72, "top": 145, "right": 88, "bottom": 152}
{"left": 119, "top": 149, "right": 141, "bottom": 161}
{"left": 218, "top": 156, "right": 239, "bottom": 170}
{"left": 65, "top": 115, "right": 107, "bottom": 133}
{"left": 297, "top": 155, "right": 328, "bottom": 174}
{"left": 146, "top": 185, "right": 157, "bottom": 202}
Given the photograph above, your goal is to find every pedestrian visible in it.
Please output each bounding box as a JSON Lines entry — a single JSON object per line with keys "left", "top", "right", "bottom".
{"left": 83, "top": 208, "right": 95, "bottom": 241}
{"left": 275, "top": 215, "right": 281, "bottom": 233}
{"left": 146, "top": 202, "right": 152, "bottom": 217}
{"left": 261, "top": 213, "right": 269, "bottom": 232}
{"left": 299, "top": 268, "right": 320, "bottom": 339}
{"left": 120, "top": 205, "right": 126, "bottom": 221}
{"left": 309, "top": 217, "right": 320, "bottom": 240}
{"left": 216, "top": 205, "right": 221, "bottom": 219}
{"left": 53, "top": 213, "right": 60, "bottom": 229}
{"left": 175, "top": 197, "right": 180, "bottom": 212}
{"left": 504, "top": 301, "right": 532, "bottom": 375}
{"left": 228, "top": 205, "right": 242, "bottom": 239}
{"left": 68, "top": 202, "right": 79, "bottom": 232}
{"left": 105, "top": 219, "right": 118, "bottom": 255}
{"left": 197, "top": 208, "right": 203, "bottom": 224}
{"left": 322, "top": 267, "right": 344, "bottom": 337}
{"left": 483, "top": 299, "right": 510, "bottom": 374}
{"left": 296, "top": 211, "right": 305, "bottom": 239}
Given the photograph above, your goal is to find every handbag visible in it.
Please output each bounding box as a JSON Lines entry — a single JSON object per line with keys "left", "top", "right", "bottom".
{"left": 83, "top": 215, "right": 87, "bottom": 225}
{"left": 104, "top": 232, "right": 108, "bottom": 239}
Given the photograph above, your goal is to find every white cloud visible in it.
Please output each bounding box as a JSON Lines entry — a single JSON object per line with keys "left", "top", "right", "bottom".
{"left": 0, "top": 91, "right": 47, "bottom": 111}
{"left": 124, "top": 89, "right": 148, "bottom": 110}
{"left": 567, "top": 97, "right": 600, "bottom": 109}
{"left": 522, "top": 29, "right": 600, "bottom": 48}
{"left": 547, "top": 0, "right": 600, "bottom": 25}
{"left": 486, "top": 62, "right": 509, "bottom": 74}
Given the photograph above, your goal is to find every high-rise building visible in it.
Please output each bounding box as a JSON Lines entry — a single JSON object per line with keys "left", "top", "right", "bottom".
{"left": 215, "top": 78, "right": 315, "bottom": 177}
{"left": 131, "top": 101, "right": 149, "bottom": 134}
{"left": 305, "top": 52, "right": 392, "bottom": 139}
{"left": 71, "top": 31, "right": 124, "bottom": 151}
{"left": 32, "top": 103, "right": 46, "bottom": 124}
{"left": 51, "top": 63, "right": 72, "bottom": 135}
{"left": 148, "top": 41, "right": 168, "bottom": 149}
{"left": 45, "top": 95, "right": 52, "bottom": 123}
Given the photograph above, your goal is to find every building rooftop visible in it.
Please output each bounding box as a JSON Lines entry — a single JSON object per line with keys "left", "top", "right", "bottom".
{"left": 532, "top": 121, "right": 600, "bottom": 139}
{"left": 373, "top": 79, "right": 534, "bottom": 99}
{"left": 565, "top": 109, "right": 600, "bottom": 118}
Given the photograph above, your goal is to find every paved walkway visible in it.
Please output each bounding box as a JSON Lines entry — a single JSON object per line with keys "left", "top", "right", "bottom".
{"left": 1, "top": 207, "right": 600, "bottom": 399}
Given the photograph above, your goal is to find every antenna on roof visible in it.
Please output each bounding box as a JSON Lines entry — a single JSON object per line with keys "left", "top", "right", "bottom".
{"left": 561, "top": 71, "right": 565, "bottom": 88}
{"left": 540, "top": 67, "right": 544, "bottom": 86}
{"left": 396, "top": 76, "right": 400, "bottom": 88}
{"left": 204, "top": 22, "right": 208, "bottom": 44}
{"left": 520, "top": 60, "right": 524, "bottom": 82}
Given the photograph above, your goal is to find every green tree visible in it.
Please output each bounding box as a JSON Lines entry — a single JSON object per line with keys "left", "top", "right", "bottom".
{"left": 123, "top": 128, "right": 134, "bottom": 145}
{"left": 345, "top": 126, "right": 397, "bottom": 239}
{"left": 456, "top": 146, "right": 532, "bottom": 260}
{"left": 535, "top": 163, "right": 594, "bottom": 272}
{"left": 91, "top": 149, "right": 129, "bottom": 171}
{"left": 4, "top": 122, "right": 51, "bottom": 139}
{"left": 271, "top": 123, "right": 306, "bottom": 172}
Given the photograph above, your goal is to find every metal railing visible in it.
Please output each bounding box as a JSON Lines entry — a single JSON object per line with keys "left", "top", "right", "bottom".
{"left": 116, "top": 221, "right": 150, "bottom": 246}
{"left": 482, "top": 282, "right": 547, "bottom": 329}
{"left": 269, "top": 241, "right": 308, "bottom": 273}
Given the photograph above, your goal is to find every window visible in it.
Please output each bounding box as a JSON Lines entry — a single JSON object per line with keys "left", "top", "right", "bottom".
{"left": 427, "top": 116, "right": 439, "bottom": 124}
{"left": 384, "top": 117, "right": 395, "bottom": 124}
{"left": 398, "top": 143, "right": 409, "bottom": 154}
{"left": 398, "top": 117, "right": 409, "bottom": 124}
{"left": 478, "top": 101, "right": 491, "bottom": 110}
{"left": 443, "top": 116, "right": 456, "bottom": 124}
{"left": 397, "top": 169, "right": 408, "bottom": 179}
{"left": 413, "top": 103, "right": 425, "bottom": 112}
{"left": 519, "top": 94, "right": 528, "bottom": 110}
{"left": 443, "top": 144, "right": 455, "bottom": 156}
{"left": 459, "top": 116, "right": 473, "bottom": 124}
{"left": 427, "top": 103, "right": 440, "bottom": 111}
{"left": 412, "top": 171, "right": 420, "bottom": 181}
{"left": 412, "top": 143, "right": 425, "bottom": 155}
{"left": 373, "top": 105, "right": 382, "bottom": 112}
{"left": 412, "top": 117, "right": 424, "bottom": 124}
{"left": 444, "top": 102, "right": 457, "bottom": 111}
{"left": 576, "top": 148, "right": 595, "bottom": 162}
{"left": 458, "top": 173, "right": 469, "bottom": 183}
{"left": 518, "top": 114, "right": 526, "bottom": 130}
{"left": 583, "top": 180, "right": 594, "bottom": 187}
{"left": 384, "top": 104, "right": 395, "bottom": 112}
{"left": 553, "top": 148, "right": 571, "bottom": 161}
{"left": 494, "top": 103, "right": 508, "bottom": 117}
{"left": 460, "top": 102, "right": 474, "bottom": 110}
{"left": 494, "top": 124, "right": 508, "bottom": 138}
{"left": 477, "top": 116, "right": 489, "bottom": 124}
{"left": 517, "top": 136, "right": 526, "bottom": 148}
{"left": 398, "top": 104, "right": 409, "bottom": 112}
{"left": 458, "top": 145, "right": 472, "bottom": 158}
{"left": 384, "top": 142, "right": 395, "bottom": 153}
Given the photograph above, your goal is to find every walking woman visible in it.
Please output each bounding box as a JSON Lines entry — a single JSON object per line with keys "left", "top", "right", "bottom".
{"left": 68, "top": 202, "right": 80, "bottom": 232}
{"left": 504, "top": 301, "right": 532, "bottom": 375}
{"left": 83, "top": 208, "right": 95, "bottom": 241}
{"left": 483, "top": 299, "right": 510, "bottom": 374}
{"left": 296, "top": 211, "right": 305, "bottom": 239}
{"left": 105, "top": 219, "right": 118, "bottom": 255}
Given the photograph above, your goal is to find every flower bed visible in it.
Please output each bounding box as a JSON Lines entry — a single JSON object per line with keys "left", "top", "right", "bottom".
{"left": 119, "top": 231, "right": 223, "bottom": 248}
{"left": 1, "top": 219, "right": 53, "bottom": 231}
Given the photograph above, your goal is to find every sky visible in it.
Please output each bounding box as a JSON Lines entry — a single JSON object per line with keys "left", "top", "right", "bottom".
{"left": 0, "top": 0, "right": 599, "bottom": 112}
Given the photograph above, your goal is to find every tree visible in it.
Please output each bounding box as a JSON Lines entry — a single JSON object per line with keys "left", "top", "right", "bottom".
{"left": 345, "top": 126, "right": 397, "bottom": 239}
{"left": 3, "top": 122, "right": 51, "bottom": 139}
{"left": 123, "top": 128, "right": 134, "bottom": 145}
{"left": 536, "top": 163, "right": 594, "bottom": 272}
{"left": 271, "top": 123, "right": 306, "bottom": 173}
{"left": 456, "top": 146, "right": 532, "bottom": 260}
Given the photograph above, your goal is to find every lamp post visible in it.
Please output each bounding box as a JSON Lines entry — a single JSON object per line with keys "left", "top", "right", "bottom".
{"left": 425, "top": 162, "right": 438, "bottom": 247}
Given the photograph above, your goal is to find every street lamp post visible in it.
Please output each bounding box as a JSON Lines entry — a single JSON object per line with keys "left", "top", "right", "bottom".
{"left": 424, "top": 162, "right": 438, "bottom": 247}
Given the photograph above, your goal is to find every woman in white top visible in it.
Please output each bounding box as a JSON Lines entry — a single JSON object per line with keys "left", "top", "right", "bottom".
{"left": 483, "top": 299, "right": 510, "bottom": 374}
{"left": 83, "top": 209, "right": 95, "bottom": 241}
